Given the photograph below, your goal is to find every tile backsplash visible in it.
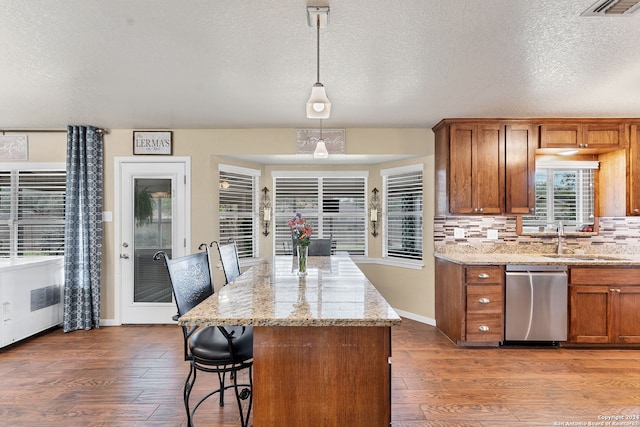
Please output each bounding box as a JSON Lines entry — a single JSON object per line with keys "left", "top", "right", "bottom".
{"left": 434, "top": 216, "right": 640, "bottom": 255}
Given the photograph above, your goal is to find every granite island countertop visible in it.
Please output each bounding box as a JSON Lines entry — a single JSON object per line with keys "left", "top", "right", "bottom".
{"left": 434, "top": 252, "right": 640, "bottom": 266}
{"left": 178, "top": 255, "right": 402, "bottom": 328}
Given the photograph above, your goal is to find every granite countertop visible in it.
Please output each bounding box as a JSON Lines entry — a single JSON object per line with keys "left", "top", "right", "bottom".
{"left": 434, "top": 252, "right": 640, "bottom": 266}
{"left": 178, "top": 255, "right": 402, "bottom": 328}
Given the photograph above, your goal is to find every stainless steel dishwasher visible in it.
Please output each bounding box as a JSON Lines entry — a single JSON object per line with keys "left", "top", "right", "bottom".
{"left": 505, "top": 264, "right": 568, "bottom": 343}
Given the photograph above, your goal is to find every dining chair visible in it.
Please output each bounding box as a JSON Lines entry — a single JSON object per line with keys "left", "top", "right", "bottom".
{"left": 197, "top": 242, "right": 218, "bottom": 293}
{"left": 213, "top": 239, "right": 242, "bottom": 284}
{"left": 153, "top": 250, "right": 253, "bottom": 427}
{"left": 308, "top": 238, "right": 333, "bottom": 256}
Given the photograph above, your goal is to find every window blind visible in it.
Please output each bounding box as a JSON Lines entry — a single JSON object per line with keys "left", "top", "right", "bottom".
{"left": 382, "top": 166, "right": 423, "bottom": 261}
{"left": 522, "top": 161, "right": 597, "bottom": 231}
{"left": 273, "top": 175, "right": 366, "bottom": 256}
{"left": 218, "top": 165, "right": 259, "bottom": 259}
{"left": 0, "top": 168, "right": 66, "bottom": 257}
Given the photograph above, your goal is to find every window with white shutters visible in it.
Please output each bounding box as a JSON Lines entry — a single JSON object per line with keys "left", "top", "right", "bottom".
{"left": 522, "top": 160, "right": 597, "bottom": 232}
{"left": 218, "top": 165, "right": 260, "bottom": 259}
{"left": 382, "top": 165, "right": 423, "bottom": 261}
{"left": 0, "top": 167, "right": 66, "bottom": 257}
{"left": 273, "top": 172, "right": 367, "bottom": 256}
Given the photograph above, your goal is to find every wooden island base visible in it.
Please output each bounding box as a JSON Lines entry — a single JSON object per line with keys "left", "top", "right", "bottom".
{"left": 253, "top": 326, "right": 391, "bottom": 427}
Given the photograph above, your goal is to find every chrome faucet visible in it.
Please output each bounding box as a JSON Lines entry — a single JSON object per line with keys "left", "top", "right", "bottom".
{"left": 557, "top": 221, "right": 564, "bottom": 255}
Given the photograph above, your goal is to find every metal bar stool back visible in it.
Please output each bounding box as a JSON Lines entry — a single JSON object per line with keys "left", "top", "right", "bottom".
{"left": 154, "top": 251, "right": 253, "bottom": 427}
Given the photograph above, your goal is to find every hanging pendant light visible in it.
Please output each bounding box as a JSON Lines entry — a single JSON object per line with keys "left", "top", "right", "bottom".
{"left": 314, "top": 119, "right": 329, "bottom": 159}
{"left": 306, "top": 6, "right": 331, "bottom": 119}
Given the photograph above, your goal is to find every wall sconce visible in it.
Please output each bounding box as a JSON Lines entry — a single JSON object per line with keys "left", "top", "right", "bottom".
{"left": 259, "top": 186, "right": 272, "bottom": 236}
{"left": 369, "top": 187, "right": 381, "bottom": 237}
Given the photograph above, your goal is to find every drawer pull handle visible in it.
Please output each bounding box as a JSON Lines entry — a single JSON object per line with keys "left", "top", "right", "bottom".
{"left": 477, "top": 273, "right": 490, "bottom": 279}
{"left": 478, "top": 298, "right": 490, "bottom": 304}
{"left": 478, "top": 325, "right": 490, "bottom": 332}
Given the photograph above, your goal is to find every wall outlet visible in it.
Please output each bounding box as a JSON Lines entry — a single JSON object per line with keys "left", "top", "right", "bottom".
{"left": 453, "top": 228, "right": 465, "bottom": 239}
{"left": 487, "top": 229, "right": 498, "bottom": 240}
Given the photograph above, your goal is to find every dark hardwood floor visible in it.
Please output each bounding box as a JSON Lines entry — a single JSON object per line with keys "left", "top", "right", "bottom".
{"left": 1, "top": 318, "right": 639, "bottom": 426}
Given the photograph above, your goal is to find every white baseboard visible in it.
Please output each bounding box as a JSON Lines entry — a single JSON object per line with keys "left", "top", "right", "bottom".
{"left": 99, "top": 319, "right": 120, "bottom": 326}
{"left": 392, "top": 308, "right": 435, "bottom": 326}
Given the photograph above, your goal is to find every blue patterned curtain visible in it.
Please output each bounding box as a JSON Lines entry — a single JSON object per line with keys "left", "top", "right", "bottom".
{"left": 63, "top": 125, "right": 103, "bottom": 332}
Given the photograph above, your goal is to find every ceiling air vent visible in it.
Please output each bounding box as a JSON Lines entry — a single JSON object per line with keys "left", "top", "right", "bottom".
{"left": 581, "top": 0, "right": 640, "bottom": 16}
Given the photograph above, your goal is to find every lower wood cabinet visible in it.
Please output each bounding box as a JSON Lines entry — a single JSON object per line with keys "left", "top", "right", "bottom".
{"left": 569, "top": 267, "right": 640, "bottom": 344}
{"left": 436, "top": 260, "right": 640, "bottom": 347}
{"left": 435, "top": 259, "right": 504, "bottom": 345}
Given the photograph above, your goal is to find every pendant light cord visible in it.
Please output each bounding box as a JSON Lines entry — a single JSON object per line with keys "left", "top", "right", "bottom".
{"left": 316, "top": 16, "right": 321, "bottom": 84}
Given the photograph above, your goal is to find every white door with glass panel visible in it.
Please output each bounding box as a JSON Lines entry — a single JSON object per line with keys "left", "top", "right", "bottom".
{"left": 117, "top": 159, "right": 189, "bottom": 324}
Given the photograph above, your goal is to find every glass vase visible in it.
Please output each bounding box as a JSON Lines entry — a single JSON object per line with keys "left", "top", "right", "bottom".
{"left": 297, "top": 245, "right": 308, "bottom": 276}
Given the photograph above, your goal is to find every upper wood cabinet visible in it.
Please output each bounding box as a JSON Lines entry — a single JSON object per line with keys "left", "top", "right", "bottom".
{"left": 539, "top": 120, "right": 627, "bottom": 151}
{"left": 434, "top": 119, "right": 535, "bottom": 215}
{"left": 628, "top": 123, "right": 640, "bottom": 215}
{"left": 448, "top": 123, "right": 504, "bottom": 214}
{"left": 505, "top": 124, "right": 536, "bottom": 215}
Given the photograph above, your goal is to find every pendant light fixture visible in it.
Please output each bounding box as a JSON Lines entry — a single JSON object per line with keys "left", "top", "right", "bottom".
{"left": 314, "top": 119, "right": 329, "bottom": 159}
{"left": 306, "top": 6, "right": 331, "bottom": 119}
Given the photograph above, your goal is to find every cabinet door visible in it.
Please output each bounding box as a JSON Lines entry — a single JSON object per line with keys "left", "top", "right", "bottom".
{"left": 475, "top": 124, "right": 504, "bottom": 214}
{"left": 449, "top": 123, "right": 503, "bottom": 214}
{"left": 505, "top": 124, "right": 536, "bottom": 214}
{"left": 540, "top": 123, "right": 581, "bottom": 148}
{"left": 449, "top": 124, "right": 475, "bottom": 214}
{"left": 582, "top": 123, "right": 626, "bottom": 149}
{"left": 628, "top": 124, "right": 640, "bottom": 216}
{"left": 569, "top": 285, "right": 611, "bottom": 343}
{"left": 613, "top": 286, "right": 640, "bottom": 344}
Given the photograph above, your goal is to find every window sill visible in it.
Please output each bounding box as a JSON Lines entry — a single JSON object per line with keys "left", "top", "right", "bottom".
{"left": 351, "top": 256, "right": 424, "bottom": 270}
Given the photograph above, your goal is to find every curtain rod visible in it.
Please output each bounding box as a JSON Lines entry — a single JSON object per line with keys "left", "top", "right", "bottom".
{"left": 1, "top": 127, "right": 108, "bottom": 134}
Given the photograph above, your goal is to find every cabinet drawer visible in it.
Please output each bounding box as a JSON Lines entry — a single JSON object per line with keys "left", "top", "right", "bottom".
{"left": 570, "top": 267, "right": 640, "bottom": 285}
{"left": 465, "top": 266, "right": 503, "bottom": 284}
{"left": 466, "top": 313, "right": 503, "bottom": 342}
{"left": 466, "top": 285, "right": 503, "bottom": 313}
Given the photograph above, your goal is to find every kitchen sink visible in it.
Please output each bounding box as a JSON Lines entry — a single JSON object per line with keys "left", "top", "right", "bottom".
{"left": 542, "top": 254, "right": 629, "bottom": 262}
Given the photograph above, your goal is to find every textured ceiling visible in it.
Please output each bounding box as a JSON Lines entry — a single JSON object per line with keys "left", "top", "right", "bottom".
{"left": 1, "top": 0, "right": 640, "bottom": 131}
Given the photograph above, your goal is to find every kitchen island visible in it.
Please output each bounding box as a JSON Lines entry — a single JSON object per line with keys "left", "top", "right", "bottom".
{"left": 178, "top": 255, "right": 402, "bottom": 427}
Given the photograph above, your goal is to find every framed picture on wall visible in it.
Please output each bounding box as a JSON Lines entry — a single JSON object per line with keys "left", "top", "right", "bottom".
{"left": 133, "top": 131, "right": 173, "bottom": 155}
{"left": 0, "top": 135, "right": 28, "bottom": 160}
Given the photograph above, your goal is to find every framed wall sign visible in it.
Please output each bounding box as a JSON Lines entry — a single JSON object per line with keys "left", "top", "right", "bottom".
{"left": 0, "top": 135, "right": 28, "bottom": 160}
{"left": 133, "top": 131, "right": 173, "bottom": 155}
{"left": 295, "top": 129, "right": 345, "bottom": 154}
